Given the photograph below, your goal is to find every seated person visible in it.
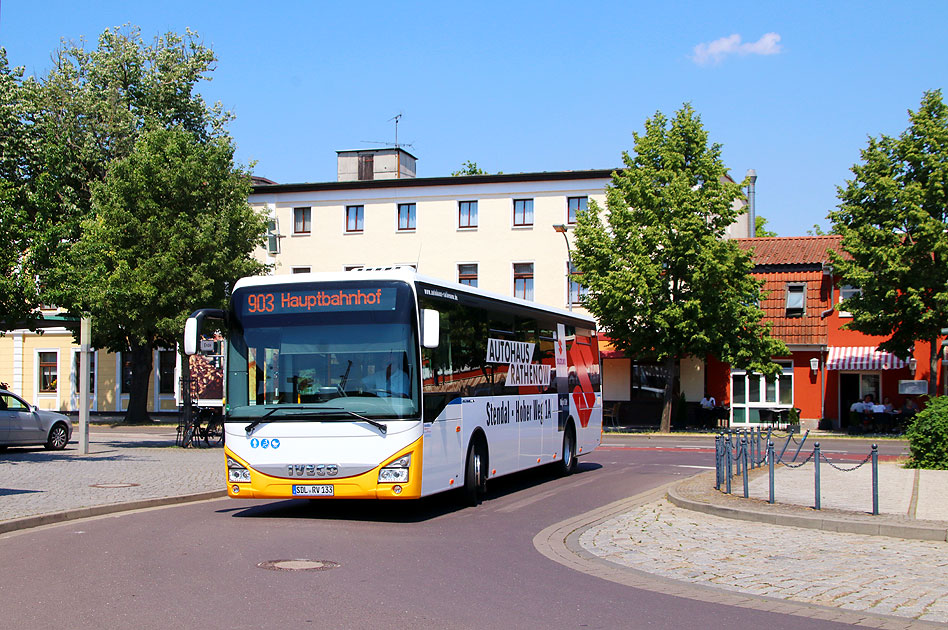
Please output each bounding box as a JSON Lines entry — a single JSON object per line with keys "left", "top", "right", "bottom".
{"left": 860, "top": 394, "right": 878, "bottom": 432}
{"left": 901, "top": 398, "right": 920, "bottom": 425}
{"left": 882, "top": 396, "right": 894, "bottom": 414}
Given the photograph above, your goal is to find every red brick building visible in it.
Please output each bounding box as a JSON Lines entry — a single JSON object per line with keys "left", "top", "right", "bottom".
{"left": 706, "top": 236, "right": 944, "bottom": 429}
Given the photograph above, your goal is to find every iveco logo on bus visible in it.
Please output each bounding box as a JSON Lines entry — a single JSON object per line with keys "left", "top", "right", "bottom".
{"left": 287, "top": 464, "right": 339, "bottom": 477}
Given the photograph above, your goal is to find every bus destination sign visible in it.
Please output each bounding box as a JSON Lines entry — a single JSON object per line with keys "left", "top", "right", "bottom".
{"left": 241, "top": 288, "right": 397, "bottom": 315}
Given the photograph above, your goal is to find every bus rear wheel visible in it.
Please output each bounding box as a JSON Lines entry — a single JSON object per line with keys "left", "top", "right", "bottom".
{"left": 558, "top": 425, "right": 577, "bottom": 476}
{"left": 463, "top": 439, "right": 487, "bottom": 506}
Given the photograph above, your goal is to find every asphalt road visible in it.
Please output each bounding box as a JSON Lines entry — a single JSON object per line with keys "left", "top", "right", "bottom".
{"left": 1, "top": 435, "right": 901, "bottom": 630}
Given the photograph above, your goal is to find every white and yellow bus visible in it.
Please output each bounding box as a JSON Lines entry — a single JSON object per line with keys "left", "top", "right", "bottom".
{"left": 184, "top": 268, "right": 602, "bottom": 504}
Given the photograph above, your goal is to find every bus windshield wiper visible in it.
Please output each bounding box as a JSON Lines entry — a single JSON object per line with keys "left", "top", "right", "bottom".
{"left": 245, "top": 407, "right": 282, "bottom": 434}
{"left": 342, "top": 410, "right": 387, "bottom": 434}
{"left": 244, "top": 407, "right": 387, "bottom": 435}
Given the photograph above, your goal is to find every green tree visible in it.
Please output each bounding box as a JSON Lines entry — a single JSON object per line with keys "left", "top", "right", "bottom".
{"left": 451, "top": 160, "right": 487, "bottom": 176}
{"left": 19, "top": 25, "right": 267, "bottom": 421}
{"left": 0, "top": 50, "right": 42, "bottom": 329}
{"left": 573, "top": 104, "right": 787, "bottom": 432}
{"left": 28, "top": 26, "right": 228, "bottom": 289}
{"left": 829, "top": 90, "right": 948, "bottom": 395}
{"left": 755, "top": 215, "right": 777, "bottom": 237}
{"left": 65, "top": 126, "right": 267, "bottom": 421}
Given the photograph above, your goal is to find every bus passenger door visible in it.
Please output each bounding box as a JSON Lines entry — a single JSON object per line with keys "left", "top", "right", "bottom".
{"left": 421, "top": 398, "right": 463, "bottom": 495}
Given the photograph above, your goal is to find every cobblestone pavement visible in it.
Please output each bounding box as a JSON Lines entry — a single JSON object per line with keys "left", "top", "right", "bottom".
{"left": 579, "top": 497, "right": 948, "bottom": 624}
{"left": 0, "top": 428, "right": 222, "bottom": 524}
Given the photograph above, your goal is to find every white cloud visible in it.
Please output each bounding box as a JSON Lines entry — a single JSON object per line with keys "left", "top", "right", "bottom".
{"left": 692, "top": 32, "right": 782, "bottom": 66}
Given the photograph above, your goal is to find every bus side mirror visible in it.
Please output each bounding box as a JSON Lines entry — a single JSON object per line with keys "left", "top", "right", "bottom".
{"left": 184, "top": 308, "right": 226, "bottom": 355}
{"left": 422, "top": 309, "right": 440, "bottom": 349}
{"left": 184, "top": 317, "right": 199, "bottom": 355}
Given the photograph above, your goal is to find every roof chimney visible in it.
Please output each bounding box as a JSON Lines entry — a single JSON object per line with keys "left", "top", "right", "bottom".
{"left": 746, "top": 169, "right": 757, "bottom": 238}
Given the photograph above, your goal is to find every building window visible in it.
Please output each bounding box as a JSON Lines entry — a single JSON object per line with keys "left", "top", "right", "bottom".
{"left": 568, "top": 261, "right": 588, "bottom": 305}
{"left": 120, "top": 354, "right": 134, "bottom": 394}
{"left": 293, "top": 207, "right": 311, "bottom": 234}
{"left": 459, "top": 201, "right": 477, "bottom": 229}
{"left": 73, "top": 351, "right": 96, "bottom": 394}
{"left": 568, "top": 196, "right": 588, "bottom": 224}
{"left": 513, "top": 199, "right": 533, "bottom": 227}
{"left": 158, "top": 350, "right": 176, "bottom": 395}
{"left": 344, "top": 265, "right": 363, "bottom": 271}
{"left": 346, "top": 205, "right": 364, "bottom": 233}
{"left": 786, "top": 283, "right": 806, "bottom": 317}
{"left": 398, "top": 203, "right": 416, "bottom": 231}
{"left": 39, "top": 352, "right": 57, "bottom": 393}
{"left": 292, "top": 267, "right": 311, "bottom": 274}
{"left": 458, "top": 263, "right": 478, "bottom": 287}
{"left": 839, "top": 285, "right": 861, "bottom": 318}
{"left": 513, "top": 263, "right": 534, "bottom": 301}
{"left": 266, "top": 218, "right": 281, "bottom": 254}
{"left": 730, "top": 362, "right": 793, "bottom": 424}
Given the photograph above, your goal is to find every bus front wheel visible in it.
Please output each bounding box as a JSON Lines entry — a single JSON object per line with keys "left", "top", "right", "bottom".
{"left": 463, "top": 439, "right": 487, "bottom": 506}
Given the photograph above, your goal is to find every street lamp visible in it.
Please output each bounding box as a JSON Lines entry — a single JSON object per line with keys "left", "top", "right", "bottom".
{"left": 553, "top": 224, "right": 572, "bottom": 311}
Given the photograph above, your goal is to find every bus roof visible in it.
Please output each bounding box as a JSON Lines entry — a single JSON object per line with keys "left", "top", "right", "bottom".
{"left": 233, "top": 268, "right": 597, "bottom": 328}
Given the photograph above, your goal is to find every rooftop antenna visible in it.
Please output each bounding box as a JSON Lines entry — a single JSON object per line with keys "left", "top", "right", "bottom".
{"left": 360, "top": 113, "right": 414, "bottom": 150}
{"left": 359, "top": 113, "right": 414, "bottom": 178}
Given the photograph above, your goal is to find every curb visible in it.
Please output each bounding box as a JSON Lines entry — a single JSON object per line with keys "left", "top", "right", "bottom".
{"left": 667, "top": 471, "right": 948, "bottom": 542}
{"left": 0, "top": 490, "right": 227, "bottom": 536}
{"left": 534, "top": 480, "right": 946, "bottom": 630}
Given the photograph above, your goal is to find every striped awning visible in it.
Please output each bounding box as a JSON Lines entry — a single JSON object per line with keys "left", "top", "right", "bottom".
{"left": 826, "top": 346, "right": 906, "bottom": 371}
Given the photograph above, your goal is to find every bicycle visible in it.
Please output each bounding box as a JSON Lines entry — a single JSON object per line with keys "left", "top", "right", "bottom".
{"left": 202, "top": 407, "right": 224, "bottom": 446}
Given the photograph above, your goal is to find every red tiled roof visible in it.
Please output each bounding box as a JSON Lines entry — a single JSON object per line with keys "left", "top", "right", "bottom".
{"left": 757, "top": 271, "right": 829, "bottom": 345}
{"left": 735, "top": 236, "right": 847, "bottom": 266}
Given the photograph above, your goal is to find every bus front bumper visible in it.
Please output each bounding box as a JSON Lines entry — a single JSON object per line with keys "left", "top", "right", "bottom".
{"left": 223, "top": 437, "right": 423, "bottom": 500}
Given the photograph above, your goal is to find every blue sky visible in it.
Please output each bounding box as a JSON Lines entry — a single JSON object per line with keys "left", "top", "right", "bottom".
{"left": 2, "top": 1, "right": 946, "bottom": 236}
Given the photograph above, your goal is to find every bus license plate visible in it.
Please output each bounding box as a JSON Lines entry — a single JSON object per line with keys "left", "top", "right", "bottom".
{"left": 293, "top": 485, "right": 334, "bottom": 496}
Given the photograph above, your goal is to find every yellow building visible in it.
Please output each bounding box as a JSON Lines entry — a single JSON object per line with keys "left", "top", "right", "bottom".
{"left": 0, "top": 320, "right": 183, "bottom": 414}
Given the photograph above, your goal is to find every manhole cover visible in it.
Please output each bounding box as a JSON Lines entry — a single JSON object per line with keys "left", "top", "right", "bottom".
{"left": 89, "top": 483, "right": 140, "bottom": 488}
{"left": 257, "top": 559, "right": 340, "bottom": 572}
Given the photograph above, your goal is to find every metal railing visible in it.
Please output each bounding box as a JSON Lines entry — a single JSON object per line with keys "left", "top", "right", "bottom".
{"left": 714, "top": 428, "right": 880, "bottom": 515}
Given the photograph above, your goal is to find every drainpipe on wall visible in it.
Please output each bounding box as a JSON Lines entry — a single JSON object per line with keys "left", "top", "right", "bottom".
{"left": 746, "top": 169, "right": 757, "bottom": 238}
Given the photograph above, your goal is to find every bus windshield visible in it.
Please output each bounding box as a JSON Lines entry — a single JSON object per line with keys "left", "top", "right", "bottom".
{"left": 226, "top": 281, "right": 420, "bottom": 420}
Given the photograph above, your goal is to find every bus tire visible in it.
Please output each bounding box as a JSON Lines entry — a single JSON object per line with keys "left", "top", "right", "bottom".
{"left": 463, "top": 438, "right": 487, "bottom": 506}
{"left": 558, "top": 423, "right": 577, "bottom": 476}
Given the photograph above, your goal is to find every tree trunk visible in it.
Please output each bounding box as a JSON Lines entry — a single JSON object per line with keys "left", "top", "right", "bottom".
{"left": 123, "top": 341, "right": 153, "bottom": 424}
{"left": 659, "top": 355, "right": 677, "bottom": 433}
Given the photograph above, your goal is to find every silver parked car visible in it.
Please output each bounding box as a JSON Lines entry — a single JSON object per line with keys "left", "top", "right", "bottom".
{"left": 0, "top": 389, "right": 72, "bottom": 450}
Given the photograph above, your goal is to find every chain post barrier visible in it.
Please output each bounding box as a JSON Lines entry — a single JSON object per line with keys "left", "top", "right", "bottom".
{"left": 715, "top": 434, "right": 722, "bottom": 490}
{"left": 777, "top": 430, "right": 791, "bottom": 462}
{"left": 733, "top": 430, "right": 739, "bottom": 475}
{"left": 768, "top": 439, "right": 775, "bottom": 504}
{"left": 741, "top": 435, "right": 749, "bottom": 498}
{"left": 725, "top": 432, "right": 732, "bottom": 494}
{"left": 872, "top": 443, "right": 879, "bottom": 515}
{"left": 814, "top": 441, "right": 821, "bottom": 510}
{"left": 751, "top": 428, "right": 757, "bottom": 469}
{"left": 791, "top": 429, "right": 810, "bottom": 462}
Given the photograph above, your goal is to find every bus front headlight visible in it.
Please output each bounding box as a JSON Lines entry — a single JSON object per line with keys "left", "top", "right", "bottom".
{"left": 228, "top": 457, "right": 251, "bottom": 483}
{"left": 378, "top": 454, "right": 410, "bottom": 483}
